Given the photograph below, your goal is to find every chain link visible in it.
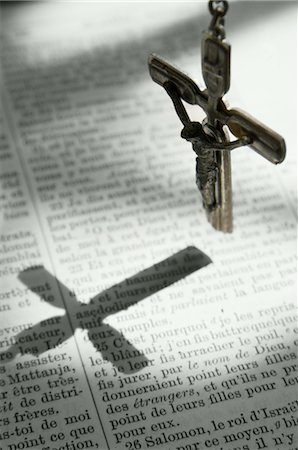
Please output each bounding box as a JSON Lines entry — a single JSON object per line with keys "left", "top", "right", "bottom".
{"left": 208, "top": 1, "right": 229, "bottom": 39}
{"left": 208, "top": 1, "right": 229, "bottom": 17}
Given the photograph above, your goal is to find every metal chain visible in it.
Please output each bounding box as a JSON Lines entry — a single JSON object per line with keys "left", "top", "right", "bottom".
{"left": 209, "top": 0, "right": 229, "bottom": 17}
{"left": 208, "top": 0, "right": 229, "bottom": 39}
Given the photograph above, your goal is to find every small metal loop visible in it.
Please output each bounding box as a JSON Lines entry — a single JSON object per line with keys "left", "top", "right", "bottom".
{"left": 209, "top": 1, "right": 229, "bottom": 17}
{"left": 209, "top": 2, "right": 227, "bottom": 39}
{"left": 214, "top": 21, "right": 226, "bottom": 39}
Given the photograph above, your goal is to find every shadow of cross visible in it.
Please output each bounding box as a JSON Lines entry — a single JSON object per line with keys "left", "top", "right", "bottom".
{"left": 3, "top": 246, "right": 211, "bottom": 373}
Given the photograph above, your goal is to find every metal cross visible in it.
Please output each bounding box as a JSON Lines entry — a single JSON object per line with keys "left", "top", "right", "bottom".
{"left": 148, "top": 0, "right": 286, "bottom": 232}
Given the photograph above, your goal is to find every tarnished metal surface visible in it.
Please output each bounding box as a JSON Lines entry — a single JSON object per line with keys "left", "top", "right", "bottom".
{"left": 148, "top": 0, "right": 286, "bottom": 232}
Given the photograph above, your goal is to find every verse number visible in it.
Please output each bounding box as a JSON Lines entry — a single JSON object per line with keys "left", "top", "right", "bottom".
{"left": 125, "top": 440, "right": 141, "bottom": 450}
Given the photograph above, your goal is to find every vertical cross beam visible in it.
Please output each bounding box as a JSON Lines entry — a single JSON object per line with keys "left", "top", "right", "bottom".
{"left": 200, "top": 13, "right": 233, "bottom": 232}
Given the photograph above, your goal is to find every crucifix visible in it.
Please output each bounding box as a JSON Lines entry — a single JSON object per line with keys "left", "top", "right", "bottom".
{"left": 148, "top": 0, "right": 286, "bottom": 232}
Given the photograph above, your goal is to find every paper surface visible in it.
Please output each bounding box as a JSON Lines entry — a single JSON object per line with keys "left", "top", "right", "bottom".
{"left": 0, "top": 2, "right": 297, "bottom": 449}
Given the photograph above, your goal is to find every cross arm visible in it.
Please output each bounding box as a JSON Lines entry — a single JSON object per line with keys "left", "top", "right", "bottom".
{"left": 91, "top": 246, "right": 211, "bottom": 321}
{"left": 225, "top": 108, "right": 286, "bottom": 164}
{"left": 148, "top": 54, "right": 286, "bottom": 164}
{"left": 148, "top": 53, "right": 207, "bottom": 107}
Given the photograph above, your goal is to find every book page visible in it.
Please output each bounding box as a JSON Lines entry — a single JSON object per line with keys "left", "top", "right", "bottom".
{"left": 0, "top": 3, "right": 297, "bottom": 450}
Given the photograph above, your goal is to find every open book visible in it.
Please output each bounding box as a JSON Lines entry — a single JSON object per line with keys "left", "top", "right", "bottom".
{"left": 0, "top": 2, "right": 297, "bottom": 449}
